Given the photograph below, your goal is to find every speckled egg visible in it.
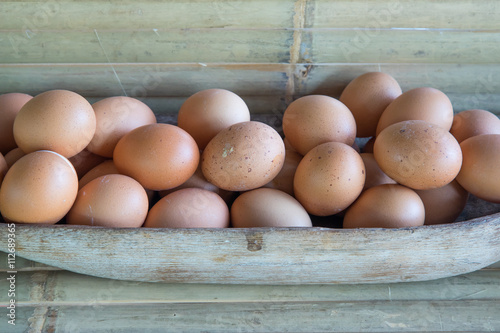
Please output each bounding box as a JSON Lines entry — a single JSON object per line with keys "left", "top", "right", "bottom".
{"left": 201, "top": 121, "right": 285, "bottom": 191}
{"left": 0, "top": 93, "right": 33, "bottom": 155}
{"left": 294, "top": 142, "right": 365, "bottom": 216}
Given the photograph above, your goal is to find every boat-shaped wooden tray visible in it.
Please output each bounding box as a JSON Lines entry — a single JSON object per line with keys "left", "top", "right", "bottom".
{"left": 1, "top": 196, "right": 499, "bottom": 285}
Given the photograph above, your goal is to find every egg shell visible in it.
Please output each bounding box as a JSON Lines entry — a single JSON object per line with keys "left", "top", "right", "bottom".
{"left": 144, "top": 188, "right": 230, "bottom": 228}
{"left": 0, "top": 93, "right": 33, "bottom": 155}
{"left": 68, "top": 148, "right": 108, "bottom": 179}
{"left": 294, "top": 142, "right": 365, "bottom": 216}
{"left": 177, "top": 89, "right": 251, "bottom": 150}
{"left": 0, "top": 153, "right": 7, "bottom": 185}
{"left": 376, "top": 87, "right": 454, "bottom": 136}
{"left": 0, "top": 150, "right": 78, "bottom": 224}
{"left": 374, "top": 120, "right": 462, "bottom": 190}
{"left": 263, "top": 149, "right": 302, "bottom": 196}
{"left": 282, "top": 95, "right": 356, "bottom": 156}
{"left": 344, "top": 184, "right": 425, "bottom": 228}
{"left": 67, "top": 174, "right": 149, "bottom": 228}
{"left": 87, "top": 96, "right": 157, "bottom": 158}
{"left": 456, "top": 134, "right": 500, "bottom": 203}
{"left": 339, "top": 72, "right": 402, "bottom": 138}
{"left": 158, "top": 162, "right": 236, "bottom": 205}
{"left": 231, "top": 188, "right": 312, "bottom": 228}
{"left": 79, "top": 160, "right": 118, "bottom": 189}
{"left": 113, "top": 123, "right": 199, "bottom": 191}
{"left": 415, "top": 180, "right": 469, "bottom": 225}
{"left": 201, "top": 121, "right": 285, "bottom": 192}
{"left": 13, "top": 90, "right": 96, "bottom": 158}
{"left": 450, "top": 109, "right": 500, "bottom": 143}
{"left": 4, "top": 148, "right": 25, "bottom": 168}
{"left": 360, "top": 153, "right": 397, "bottom": 192}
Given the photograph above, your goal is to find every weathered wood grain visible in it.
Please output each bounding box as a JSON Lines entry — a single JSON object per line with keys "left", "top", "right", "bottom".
{"left": 1, "top": 213, "right": 499, "bottom": 285}
{"left": 2, "top": 63, "right": 500, "bottom": 115}
{"left": 5, "top": 300, "right": 500, "bottom": 332}
{"left": 309, "top": 0, "right": 500, "bottom": 29}
{"left": 1, "top": 269, "right": 499, "bottom": 306}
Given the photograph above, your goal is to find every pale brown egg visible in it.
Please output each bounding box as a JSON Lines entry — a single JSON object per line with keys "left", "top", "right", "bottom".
{"left": 343, "top": 184, "right": 425, "bottom": 228}
{"left": 13, "top": 90, "right": 96, "bottom": 158}
{"left": 67, "top": 174, "right": 149, "bottom": 228}
{"left": 114, "top": 123, "right": 199, "bottom": 191}
{"left": 294, "top": 142, "right": 365, "bottom": 216}
{"left": 374, "top": 120, "right": 462, "bottom": 190}
{"left": 87, "top": 96, "right": 157, "bottom": 157}
{"left": 201, "top": 121, "right": 285, "bottom": 192}
{"left": 339, "top": 72, "right": 402, "bottom": 138}
{"left": 450, "top": 109, "right": 500, "bottom": 143}
{"left": 158, "top": 162, "right": 236, "bottom": 204}
{"left": 0, "top": 153, "right": 7, "bottom": 185}
{"left": 263, "top": 149, "right": 302, "bottom": 196}
{"left": 231, "top": 188, "right": 312, "bottom": 227}
{"left": 376, "top": 87, "right": 454, "bottom": 136}
{"left": 79, "top": 160, "right": 118, "bottom": 189}
{"left": 415, "top": 180, "right": 469, "bottom": 225}
{"left": 4, "top": 148, "right": 25, "bottom": 168}
{"left": 0, "top": 150, "right": 78, "bottom": 224}
{"left": 177, "top": 89, "right": 250, "bottom": 150}
{"left": 359, "top": 153, "right": 396, "bottom": 192}
{"left": 282, "top": 95, "right": 356, "bottom": 155}
{"left": 0, "top": 93, "right": 33, "bottom": 155}
{"left": 456, "top": 134, "right": 500, "bottom": 203}
{"left": 143, "top": 188, "right": 230, "bottom": 228}
{"left": 68, "top": 148, "right": 108, "bottom": 179}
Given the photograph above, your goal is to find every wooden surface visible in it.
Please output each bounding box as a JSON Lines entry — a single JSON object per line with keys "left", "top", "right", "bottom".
{"left": 1, "top": 253, "right": 500, "bottom": 332}
{"left": 1, "top": 212, "right": 500, "bottom": 285}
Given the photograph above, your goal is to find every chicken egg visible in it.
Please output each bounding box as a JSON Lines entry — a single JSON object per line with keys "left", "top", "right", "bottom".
{"left": 0, "top": 93, "right": 33, "bottom": 155}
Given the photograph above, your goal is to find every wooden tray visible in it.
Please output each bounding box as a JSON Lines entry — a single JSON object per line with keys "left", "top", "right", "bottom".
{"left": 1, "top": 199, "right": 499, "bottom": 285}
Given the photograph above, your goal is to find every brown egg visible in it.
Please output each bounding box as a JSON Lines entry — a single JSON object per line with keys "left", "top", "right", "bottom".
{"left": 201, "top": 121, "right": 285, "bottom": 191}
{"left": 282, "top": 95, "right": 356, "bottom": 155}
{"left": 415, "top": 180, "right": 469, "bottom": 225}
{"left": 0, "top": 150, "right": 78, "bottom": 224}
{"left": 450, "top": 109, "right": 500, "bottom": 143}
{"left": 66, "top": 174, "right": 149, "bottom": 228}
{"left": 114, "top": 123, "right": 199, "bottom": 191}
{"left": 339, "top": 72, "right": 402, "bottom": 138}
{"left": 360, "top": 153, "right": 396, "bottom": 192}
{"left": 177, "top": 89, "right": 250, "bottom": 150}
{"left": 343, "top": 184, "right": 425, "bottom": 228}
{"left": 456, "top": 134, "right": 500, "bottom": 203}
{"left": 362, "top": 136, "right": 375, "bottom": 153}
{"left": 0, "top": 93, "right": 33, "bottom": 154}
{"left": 79, "top": 160, "right": 118, "bottom": 189}
{"left": 68, "top": 148, "right": 108, "bottom": 179}
{"left": 263, "top": 149, "right": 302, "bottom": 196}
{"left": 144, "top": 188, "right": 230, "bottom": 228}
{"left": 294, "top": 142, "right": 365, "bottom": 216}
{"left": 87, "top": 96, "right": 157, "bottom": 157}
{"left": 13, "top": 90, "right": 96, "bottom": 158}
{"left": 4, "top": 148, "right": 26, "bottom": 168}
{"left": 374, "top": 120, "right": 462, "bottom": 190}
{"left": 376, "top": 87, "right": 454, "bottom": 136}
{"left": 158, "top": 162, "right": 236, "bottom": 204}
{"left": 231, "top": 188, "right": 312, "bottom": 227}
{"left": 0, "top": 153, "right": 7, "bottom": 185}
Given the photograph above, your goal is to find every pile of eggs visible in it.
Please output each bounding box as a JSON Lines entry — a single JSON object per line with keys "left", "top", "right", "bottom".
{"left": 1, "top": 72, "right": 500, "bottom": 229}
